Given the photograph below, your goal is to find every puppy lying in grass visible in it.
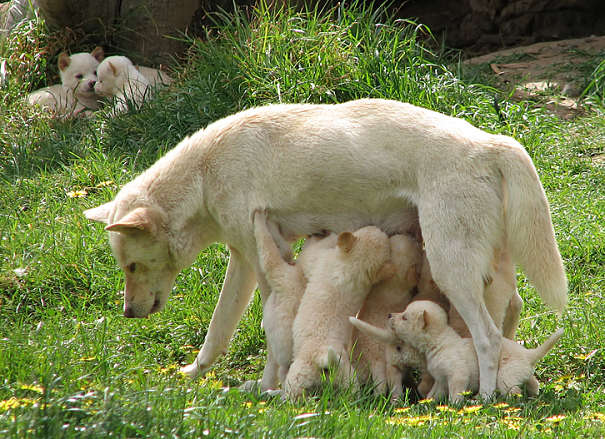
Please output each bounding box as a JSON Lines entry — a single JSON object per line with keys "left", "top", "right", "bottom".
{"left": 351, "top": 233, "right": 421, "bottom": 396}
{"left": 27, "top": 46, "right": 104, "bottom": 118}
{"left": 252, "top": 210, "right": 336, "bottom": 389}
{"left": 94, "top": 55, "right": 151, "bottom": 114}
{"left": 284, "top": 226, "right": 395, "bottom": 399}
{"left": 389, "top": 300, "right": 563, "bottom": 402}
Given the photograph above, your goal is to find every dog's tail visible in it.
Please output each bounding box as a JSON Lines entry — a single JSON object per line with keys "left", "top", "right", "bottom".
{"left": 349, "top": 317, "right": 398, "bottom": 345}
{"left": 527, "top": 328, "right": 564, "bottom": 366}
{"left": 498, "top": 138, "right": 568, "bottom": 314}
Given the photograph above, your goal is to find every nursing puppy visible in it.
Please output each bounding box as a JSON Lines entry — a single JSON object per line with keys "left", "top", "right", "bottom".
{"left": 350, "top": 316, "right": 426, "bottom": 401}
{"left": 94, "top": 55, "right": 151, "bottom": 114}
{"left": 83, "top": 99, "right": 567, "bottom": 397}
{"left": 284, "top": 226, "right": 394, "bottom": 399}
{"left": 392, "top": 300, "right": 563, "bottom": 402}
{"left": 27, "top": 46, "right": 104, "bottom": 118}
{"left": 252, "top": 210, "right": 336, "bottom": 389}
{"left": 351, "top": 234, "right": 421, "bottom": 396}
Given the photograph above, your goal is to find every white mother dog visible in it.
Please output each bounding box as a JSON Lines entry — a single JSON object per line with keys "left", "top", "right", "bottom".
{"left": 84, "top": 98, "right": 567, "bottom": 398}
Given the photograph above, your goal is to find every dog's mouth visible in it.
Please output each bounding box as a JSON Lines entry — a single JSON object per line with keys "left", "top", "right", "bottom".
{"left": 149, "top": 298, "right": 162, "bottom": 314}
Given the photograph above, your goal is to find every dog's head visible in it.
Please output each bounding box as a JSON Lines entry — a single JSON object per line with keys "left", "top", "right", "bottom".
{"left": 389, "top": 300, "right": 448, "bottom": 349}
{"left": 59, "top": 47, "right": 104, "bottom": 99}
{"left": 84, "top": 200, "right": 180, "bottom": 318}
{"left": 336, "top": 226, "right": 393, "bottom": 283}
{"left": 94, "top": 56, "right": 135, "bottom": 97}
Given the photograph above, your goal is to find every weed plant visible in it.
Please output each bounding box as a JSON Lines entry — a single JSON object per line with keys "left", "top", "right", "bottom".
{"left": 0, "top": 1, "right": 603, "bottom": 437}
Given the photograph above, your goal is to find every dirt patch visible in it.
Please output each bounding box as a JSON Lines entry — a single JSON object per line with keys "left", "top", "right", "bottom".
{"left": 464, "top": 35, "right": 605, "bottom": 119}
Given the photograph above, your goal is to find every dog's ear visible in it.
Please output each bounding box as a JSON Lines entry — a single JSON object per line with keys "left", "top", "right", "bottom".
{"left": 108, "top": 62, "right": 118, "bottom": 77}
{"left": 84, "top": 202, "right": 114, "bottom": 224}
{"left": 105, "top": 207, "right": 158, "bottom": 235}
{"left": 337, "top": 231, "right": 357, "bottom": 253}
{"left": 91, "top": 46, "right": 104, "bottom": 62}
{"left": 58, "top": 52, "right": 71, "bottom": 71}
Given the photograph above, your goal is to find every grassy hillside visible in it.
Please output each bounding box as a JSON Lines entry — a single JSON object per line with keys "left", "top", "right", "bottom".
{"left": 0, "top": 2, "right": 603, "bottom": 437}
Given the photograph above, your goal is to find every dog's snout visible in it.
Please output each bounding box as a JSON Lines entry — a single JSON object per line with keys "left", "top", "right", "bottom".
{"left": 124, "top": 306, "right": 136, "bottom": 318}
{"left": 387, "top": 313, "right": 392, "bottom": 319}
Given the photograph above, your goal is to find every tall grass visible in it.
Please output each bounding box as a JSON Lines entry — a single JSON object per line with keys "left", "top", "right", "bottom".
{"left": 0, "top": 1, "right": 603, "bottom": 438}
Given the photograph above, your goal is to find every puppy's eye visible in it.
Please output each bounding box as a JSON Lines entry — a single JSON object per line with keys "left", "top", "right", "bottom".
{"left": 401, "top": 314, "right": 407, "bottom": 320}
{"left": 396, "top": 346, "right": 401, "bottom": 352}
{"left": 128, "top": 263, "right": 136, "bottom": 273}
{"left": 75, "top": 73, "right": 84, "bottom": 79}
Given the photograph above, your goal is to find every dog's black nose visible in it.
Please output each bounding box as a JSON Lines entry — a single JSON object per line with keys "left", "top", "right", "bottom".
{"left": 388, "top": 313, "right": 392, "bottom": 319}
{"left": 123, "top": 307, "right": 135, "bottom": 318}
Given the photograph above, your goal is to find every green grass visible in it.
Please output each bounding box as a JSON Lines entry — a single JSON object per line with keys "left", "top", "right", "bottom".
{"left": 1, "top": 2, "right": 604, "bottom": 437}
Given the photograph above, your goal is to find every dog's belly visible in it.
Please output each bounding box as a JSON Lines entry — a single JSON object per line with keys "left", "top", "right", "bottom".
{"left": 272, "top": 199, "right": 418, "bottom": 239}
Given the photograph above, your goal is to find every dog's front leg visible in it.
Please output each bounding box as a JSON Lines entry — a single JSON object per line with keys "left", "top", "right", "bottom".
{"left": 181, "top": 246, "right": 256, "bottom": 378}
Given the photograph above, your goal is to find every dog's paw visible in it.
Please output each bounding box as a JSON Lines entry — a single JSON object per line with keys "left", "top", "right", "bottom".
{"left": 180, "top": 362, "right": 201, "bottom": 378}
{"left": 239, "top": 379, "right": 262, "bottom": 393}
{"left": 262, "top": 389, "right": 284, "bottom": 398}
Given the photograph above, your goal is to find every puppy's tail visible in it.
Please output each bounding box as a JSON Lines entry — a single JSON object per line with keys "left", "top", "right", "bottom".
{"left": 349, "top": 317, "right": 398, "bottom": 345}
{"left": 498, "top": 138, "right": 567, "bottom": 314}
{"left": 527, "top": 328, "right": 564, "bottom": 366}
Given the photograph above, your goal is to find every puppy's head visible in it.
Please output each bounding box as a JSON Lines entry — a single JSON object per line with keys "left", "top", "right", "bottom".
{"left": 84, "top": 198, "right": 180, "bottom": 318}
{"left": 389, "top": 300, "right": 448, "bottom": 349}
{"left": 337, "top": 226, "right": 392, "bottom": 282}
{"left": 59, "top": 46, "right": 104, "bottom": 98}
{"left": 94, "top": 56, "right": 134, "bottom": 97}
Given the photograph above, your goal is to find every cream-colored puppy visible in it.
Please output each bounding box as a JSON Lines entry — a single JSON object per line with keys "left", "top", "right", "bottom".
{"left": 392, "top": 300, "right": 563, "bottom": 402}
{"left": 27, "top": 47, "right": 104, "bottom": 118}
{"left": 350, "top": 316, "right": 426, "bottom": 401}
{"left": 351, "top": 233, "right": 421, "bottom": 396}
{"left": 284, "top": 226, "right": 394, "bottom": 399}
{"left": 252, "top": 210, "right": 335, "bottom": 389}
{"left": 94, "top": 55, "right": 151, "bottom": 114}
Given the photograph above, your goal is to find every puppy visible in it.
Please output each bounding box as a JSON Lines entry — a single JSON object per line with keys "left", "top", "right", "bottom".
{"left": 350, "top": 316, "right": 426, "bottom": 401}
{"left": 94, "top": 55, "right": 151, "bottom": 114}
{"left": 27, "top": 46, "right": 104, "bottom": 118}
{"left": 252, "top": 210, "right": 335, "bottom": 389}
{"left": 284, "top": 226, "right": 394, "bottom": 399}
{"left": 351, "top": 233, "right": 421, "bottom": 396}
{"left": 392, "top": 300, "right": 563, "bottom": 402}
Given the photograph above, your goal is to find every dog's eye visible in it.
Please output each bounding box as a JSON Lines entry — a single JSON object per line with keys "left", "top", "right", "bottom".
{"left": 128, "top": 263, "right": 136, "bottom": 273}
{"left": 396, "top": 346, "right": 401, "bottom": 352}
{"left": 401, "top": 314, "right": 407, "bottom": 320}
{"left": 75, "top": 74, "right": 84, "bottom": 79}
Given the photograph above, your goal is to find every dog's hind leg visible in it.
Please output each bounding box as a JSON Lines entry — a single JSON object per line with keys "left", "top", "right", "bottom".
{"left": 181, "top": 247, "right": 257, "bottom": 378}
{"left": 420, "top": 191, "right": 503, "bottom": 398}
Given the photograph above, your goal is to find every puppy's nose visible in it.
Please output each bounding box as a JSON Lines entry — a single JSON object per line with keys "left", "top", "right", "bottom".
{"left": 123, "top": 307, "right": 135, "bottom": 318}
{"left": 87, "top": 80, "right": 95, "bottom": 89}
{"left": 387, "top": 313, "right": 392, "bottom": 319}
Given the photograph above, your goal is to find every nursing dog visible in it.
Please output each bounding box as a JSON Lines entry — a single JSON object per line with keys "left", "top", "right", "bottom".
{"left": 84, "top": 98, "right": 567, "bottom": 398}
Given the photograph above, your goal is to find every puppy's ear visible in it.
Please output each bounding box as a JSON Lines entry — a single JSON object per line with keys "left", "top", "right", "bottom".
{"left": 422, "top": 310, "right": 429, "bottom": 330}
{"left": 406, "top": 264, "right": 420, "bottom": 283}
{"left": 108, "top": 62, "right": 118, "bottom": 76}
{"left": 105, "top": 207, "right": 158, "bottom": 235}
{"left": 375, "top": 262, "right": 396, "bottom": 282}
{"left": 337, "top": 231, "right": 357, "bottom": 253}
{"left": 58, "top": 52, "right": 71, "bottom": 71}
{"left": 91, "top": 46, "right": 104, "bottom": 62}
{"left": 84, "top": 202, "right": 114, "bottom": 224}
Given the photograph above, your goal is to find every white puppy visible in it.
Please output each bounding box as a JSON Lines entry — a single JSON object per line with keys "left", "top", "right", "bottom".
{"left": 27, "top": 47, "right": 104, "bottom": 118}
{"left": 252, "top": 210, "right": 335, "bottom": 389}
{"left": 284, "top": 226, "right": 394, "bottom": 399}
{"left": 94, "top": 55, "right": 151, "bottom": 114}
{"left": 392, "top": 300, "right": 563, "bottom": 402}
{"left": 351, "top": 233, "right": 421, "bottom": 396}
{"left": 84, "top": 99, "right": 567, "bottom": 397}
